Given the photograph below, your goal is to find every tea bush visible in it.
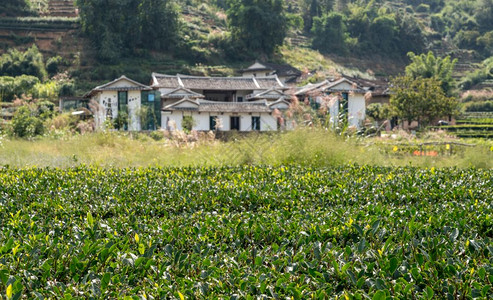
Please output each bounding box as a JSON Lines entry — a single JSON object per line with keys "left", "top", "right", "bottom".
{"left": 0, "top": 166, "right": 492, "bottom": 299}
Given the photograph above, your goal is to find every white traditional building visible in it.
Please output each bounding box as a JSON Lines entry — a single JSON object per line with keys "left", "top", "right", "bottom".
{"left": 84, "top": 73, "right": 291, "bottom": 132}
{"left": 83, "top": 76, "right": 160, "bottom": 131}
{"left": 294, "top": 77, "right": 368, "bottom": 128}
{"left": 82, "top": 73, "right": 372, "bottom": 132}
{"left": 152, "top": 73, "right": 290, "bottom": 131}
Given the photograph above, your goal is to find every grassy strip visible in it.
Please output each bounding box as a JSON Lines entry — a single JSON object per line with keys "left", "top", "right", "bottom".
{"left": 0, "top": 129, "right": 492, "bottom": 168}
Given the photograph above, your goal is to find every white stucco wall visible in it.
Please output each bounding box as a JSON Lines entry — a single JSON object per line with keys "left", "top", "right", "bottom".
{"left": 93, "top": 91, "right": 117, "bottom": 130}
{"left": 331, "top": 81, "right": 354, "bottom": 90}
{"left": 162, "top": 112, "right": 183, "bottom": 130}
{"left": 161, "top": 111, "right": 278, "bottom": 132}
{"left": 158, "top": 88, "right": 175, "bottom": 95}
{"left": 348, "top": 94, "right": 366, "bottom": 128}
{"left": 236, "top": 91, "right": 249, "bottom": 102}
{"left": 94, "top": 90, "right": 142, "bottom": 131}
{"left": 128, "top": 90, "right": 141, "bottom": 131}
{"left": 195, "top": 114, "right": 210, "bottom": 130}
{"left": 261, "top": 113, "right": 277, "bottom": 131}
{"left": 243, "top": 70, "right": 271, "bottom": 77}
{"left": 328, "top": 93, "right": 366, "bottom": 128}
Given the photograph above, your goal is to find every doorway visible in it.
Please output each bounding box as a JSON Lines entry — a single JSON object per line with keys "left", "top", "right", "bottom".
{"left": 230, "top": 116, "right": 240, "bottom": 130}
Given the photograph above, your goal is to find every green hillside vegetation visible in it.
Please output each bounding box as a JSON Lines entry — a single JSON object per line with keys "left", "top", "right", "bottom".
{"left": 1, "top": 0, "right": 493, "bottom": 85}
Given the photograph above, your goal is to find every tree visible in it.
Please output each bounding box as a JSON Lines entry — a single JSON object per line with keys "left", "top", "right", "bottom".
{"left": 390, "top": 76, "right": 458, "bottom": 127}
{"left": 0, "top": 45, "right": 47, "bottom": 81}
{"left": 405, "top": 51, "right": 457, "bottom": 95}
{"left": 366, "top": 103, "right": 391, "bottom": 122}
{"left": 0, "top": 0, "right": 32, "bottom": 16}
{"left": 139, "top": 0, "right": 181, "bottom": 51}
{"left": 227, "top": 0, "right": 287, "bottom": 57}
{"left": 76, "top": 0, "right": 181, "bottom": 61}
{"left": 312, "top": 12, "right": 349, "bottom": 55}
{"left": 369, "top": 14, "right": 398, "bottom": 53}
{"left": 475, "top": 0, "right": 493, "bottom": 33}
{"left": 0, "top": 75, "right": 40, "bottom": 102}
{"left": 302, "top": 0, "right": 334, "bottom": 32}
{"left": 10, "top": 106, "right": 45, "bottom": 138}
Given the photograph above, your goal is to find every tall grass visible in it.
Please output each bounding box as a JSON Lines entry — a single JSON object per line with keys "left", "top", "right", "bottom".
{"left": 0, "top": 129, "right": 491, "bottom": 168}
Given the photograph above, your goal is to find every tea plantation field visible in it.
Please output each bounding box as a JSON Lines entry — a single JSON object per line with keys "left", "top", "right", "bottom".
{"left": 0, "top": 166, "right": 492, "bottom": 299}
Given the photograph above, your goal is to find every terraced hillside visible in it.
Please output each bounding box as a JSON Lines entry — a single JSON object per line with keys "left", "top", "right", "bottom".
{"left": 0, "top": 0, "right": 83, "bottom": 65}
{"left": 41, "top": 0, "right": 78, "bottom": 17}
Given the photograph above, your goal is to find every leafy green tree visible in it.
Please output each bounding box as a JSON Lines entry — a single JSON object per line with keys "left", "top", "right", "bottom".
{"left": 475, "top": 0, "right": 493, "bottom": 33}
{"left": 395, "top": 13, "right": 425, "bottom": 54}
{"left": 405, "top": 51, "right": 457, "bottom": 95}
{"left": 76, "top": 0, "right": 181, "bottom": 61}
{"left": 227, "top": 0, "right": 287, "bottom": 57}
{"left": 302, "top": 0, "right": 334, "bottom": 32}
{"left": 343, "top": 2, "right": 424, "bottom": 56}
{"left": 312, "top": 12, "right": 348, "bottom": 55}
{"left": 10, "top": 105, "right": 45, "bottom": 138}
{"left": 0, "top": 75, "right": 40, "bottom": 102}
{"left": 139, "top": 0, "right": 181, "bottom": 51}
{"left": 346, "top": 4, "right": 371, "bottom": 47}
{"left": 369, "top": 14, "right": 398, "bottom": 53}
{"left": 477, "top": 31, "right": 493, "bottom": 56}
{"left": 0, "top": 45, "right": 47, "bottom": 81}
{"left": 366, "top": 103, "right": 391, "bottom": 122}
{"left": 390, "top": 75, "right": 458, "bottom": 127}
{"left": 0, "top": 0, "right": 32, "bottom": 16}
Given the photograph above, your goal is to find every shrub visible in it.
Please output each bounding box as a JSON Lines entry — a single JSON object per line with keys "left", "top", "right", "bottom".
{"left": 9, "top": 105, "right": 45, "bottom": 138}
{"left": 182, "top": 115, "right": 195, "bottom": 132}
{"left": 0, "top": 75, "right": 40, "bottom": 102}
{"left": 415, "top": 3, "right": 430, "bottom": 12}
{"left": 46, "top": 56, "right": 65, "bottom": 75}
{"left": 463, "top": 101, "right": 493, "bottom": 112}
{"left": 366, "top": 103, "right": 391, "bottom": 121}
{"left": 0, "top": 45, "right": 47, "bottom": 81}
{"left": 149, "top": 130, "right": 164, "bottom": 141}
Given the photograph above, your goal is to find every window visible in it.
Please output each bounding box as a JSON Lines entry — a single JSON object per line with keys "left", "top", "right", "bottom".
{"left": 140, "top": 91, "right": 160, "bottom": 130}
{"left": 118, "top": 91, "right": 128, "bottom": 113}
{"left": 230, "top": 116, "right": 240, "bottom": 130}
{"left": 252, "top": 116, "right": 260, "bottom": 131}
{"left": 237, "top": 96, "right": 243, "bottom": 102}
{"left": 210, "top": 116, "right": 217, "bottom": 130}
{"left": 341, "top": 92, "right": 349, "bottom": 114}
{"left": 117, "top": 91, "right": 128, "bottom": 130}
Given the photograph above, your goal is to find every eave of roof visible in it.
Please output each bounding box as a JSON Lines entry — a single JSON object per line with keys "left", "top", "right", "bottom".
{"left": 83, "top": 75, "right": 152, "bottom": 98}
{"left": 163, "top": 99, "right": 273, "bottom": 113}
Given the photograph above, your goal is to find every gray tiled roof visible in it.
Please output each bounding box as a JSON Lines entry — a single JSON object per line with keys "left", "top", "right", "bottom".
{"left": 256, "top": 77, "right": 285, "bottom": 89}
{"left": 180, "top": 76, "right": 258, "bottom": 90}
{"left": 244, "top": 62, "right": 302, "bottom": 77}
{"left": 152, "top": 73, "right": 180, "bottom": 87}
{"left": 161, "top": 87, "right": 204, "bottom": 99}
{"left": 152, "top": 73, "right": 286, "bottom": 91}
{"left": 295, "top": 77, "right": 369, "bottom": 95}
{"left": 84, "top": 75, "right": 151, "bottom": 97}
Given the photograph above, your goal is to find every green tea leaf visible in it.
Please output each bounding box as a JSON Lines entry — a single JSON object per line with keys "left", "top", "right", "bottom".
{"left": 372, "top": 290, "right": 386, "bottom": 300}
{"left": 86, "top": 212, "right": 94, "bottom": 228}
